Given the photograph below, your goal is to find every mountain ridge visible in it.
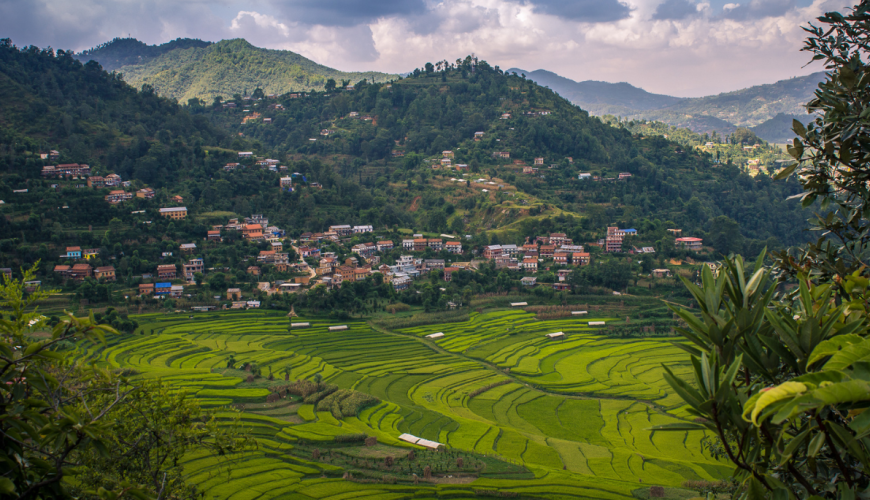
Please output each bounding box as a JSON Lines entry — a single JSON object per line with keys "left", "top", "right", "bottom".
{"left": 75, "top": 38, "right": 399, "bottom": 102}
{"left": 513, "top": 67, "right": 824, "bottom": 141}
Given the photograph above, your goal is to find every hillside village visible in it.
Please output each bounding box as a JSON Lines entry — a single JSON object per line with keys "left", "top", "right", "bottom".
{"left": 24, "top": 151, "right": 711, "bottom": 311}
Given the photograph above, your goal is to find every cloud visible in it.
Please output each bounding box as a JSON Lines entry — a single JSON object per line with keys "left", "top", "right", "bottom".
{"left": 652, "top": 0, "right": 700, "bottom": 20}
{"left": 719, "top": 0, "right": 797, "bottom": 20}
{"left": 519, "top": 0, "right": 633, "bottom": 22}
{"left": 269, "top": 0, "right": 428, "bottom": 27}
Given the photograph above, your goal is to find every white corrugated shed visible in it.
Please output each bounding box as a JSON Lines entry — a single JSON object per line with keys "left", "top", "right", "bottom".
{"left": 510, "top": 302, "right": 528, "bottom": 307}
{"left": 425, "top": 332, "right": 445, "bottom": 339}
{"left": 571, "top": 311, "right": 587, "bottom": 315}
{"left": 328, "top": 325, "right": 348, "bottom": 331}
{"left": 291, "top": 322, "right": 310, "bottom": 328}
{"left": 588, "top": 321, "right": 606, "bottom": 326}
{"left": 399, "top": 433, "right": 420, "bottom": 444}
{"left": 416, "top": 439, "right": 443, "bottom": 449}
{"left": 546, "top": 332, "right": 565, "bottom": 339}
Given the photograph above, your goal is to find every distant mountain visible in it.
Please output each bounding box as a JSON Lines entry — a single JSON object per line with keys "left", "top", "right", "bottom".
{"left": 749, "top": 113, "right": 816, "bottom": 144}
{"left": 76, "top": 38, "right": 399, "bottom": 102}
{"left": 517, "top": 67, "right": 825, "bottom": 142}
{"left": 74, "top": 37, "right": 213, "bottom": 72}
{"left": 506, "top": 68, "right": 683, "bottom": 115}
{"left": 630, "top": 72, "right": 824, "bottom": 128}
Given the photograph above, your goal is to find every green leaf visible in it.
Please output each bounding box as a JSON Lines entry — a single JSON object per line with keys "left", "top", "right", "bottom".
{"left": 773, "top": 162, "right": 798, "bottom": 181}
{"left": 793, "top": 119, "right": 807, "bottom": 139}
{"left": 745, "top": 381, "right": 808, "bottom": 425}
{"left": 822, "top": 337, "right": 870, "bottom": 371}
{"left": 0, "top": 477, "right": 15, "bottom": 494}
{"left": 807, "top": 431, "right": 825, "bottom": 458}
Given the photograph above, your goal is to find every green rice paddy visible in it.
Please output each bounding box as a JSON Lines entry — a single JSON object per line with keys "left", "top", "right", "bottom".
{"left": 76, "top": 309, "right": 730, "bottom": 499}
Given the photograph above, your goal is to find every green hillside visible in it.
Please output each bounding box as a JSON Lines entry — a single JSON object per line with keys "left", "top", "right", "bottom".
{"left": 74, "top": 37, "right": 212, "bottom": 71}
{"left": 105, "top": 38, "right": 398, "bottom": 102}
{"left": 0, "top": 42, "right": 809, "bottom": 286}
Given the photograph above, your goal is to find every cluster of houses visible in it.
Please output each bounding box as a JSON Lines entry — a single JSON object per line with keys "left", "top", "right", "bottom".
{"left": 39, "top": 164, "right": 163, "bottom": 204}
{"left": 482, "top": 233, "right": 589, "bottom": 272}
{"left": 53, "top": 246, "right": 115, "bottom": 283}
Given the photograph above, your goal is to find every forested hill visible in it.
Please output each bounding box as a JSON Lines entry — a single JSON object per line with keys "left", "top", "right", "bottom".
{"left": 200, "top": 59, "right": 809, "bottom": 252}
{"left": 0, "top": 40, "right": 808, "bottom": 268}
{"left": 506, "top": 68, "right": 684, "bottom": 116}
{"left": 86, "top": 38, "right": 398, "bottom": 103}
{"left": 74, "top": 37, "right": 212, "bottom": 71}
{"left": 0, "top": 38, "right": 237, "bottom": 184}
{"left": 518, "top": 67, "right": 824, "bottom": 140}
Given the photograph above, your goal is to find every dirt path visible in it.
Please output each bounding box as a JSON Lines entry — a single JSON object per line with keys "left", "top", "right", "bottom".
{"left": 409, "top": 196, "right": 422, "bottom": 212}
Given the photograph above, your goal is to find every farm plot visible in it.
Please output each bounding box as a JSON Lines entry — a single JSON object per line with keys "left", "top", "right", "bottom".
{"left": 402, "top": 310, "right": 692, "bottom": 408}
{"left": 75, "top": 310, "right": 727, "bottom": 499}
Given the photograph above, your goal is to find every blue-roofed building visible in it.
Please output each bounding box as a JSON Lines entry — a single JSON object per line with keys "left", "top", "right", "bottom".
{"left": 155, "top": 282, "right": 172, "bottom": 295}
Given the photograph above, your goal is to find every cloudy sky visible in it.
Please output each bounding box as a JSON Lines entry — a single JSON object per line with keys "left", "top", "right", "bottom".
{"left": 0, "top": 0, "right": 853, "bottom": 96}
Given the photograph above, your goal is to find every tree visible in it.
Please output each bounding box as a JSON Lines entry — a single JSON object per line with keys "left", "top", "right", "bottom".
{"left": 660, "top": 5, "right": 870, "bottom": 498}
{"left": 708, "top": 215, "right": 743, "bottom": 256}
{"left": 0, "top": 267, "right": 253, "bottom": 498}
{"left": 658, "top": 255, "right": 870, "bottom": 498}
{"left": 324, "top": 78, "right": 336, "bottom": 93}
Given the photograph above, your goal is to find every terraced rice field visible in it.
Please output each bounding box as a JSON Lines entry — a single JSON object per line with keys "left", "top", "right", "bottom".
{"left": 78, "top": 309, "right": 731, "bottom": 499}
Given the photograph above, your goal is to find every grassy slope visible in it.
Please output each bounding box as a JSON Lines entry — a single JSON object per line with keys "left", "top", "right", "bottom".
{"left": 116, "top": 39, "right": 399, "bottom": 102}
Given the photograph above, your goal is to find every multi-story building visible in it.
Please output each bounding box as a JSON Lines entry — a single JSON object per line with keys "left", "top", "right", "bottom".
{"left": 69, "top": 263, "right": 93, "bottom": 281}
{"left": 183, "top": 258, "right": 204, "bottom": 280}
{"left": 483, "top": 245, "right": 503, "bottom": 260}
{"left": 94, "top": 266, "right": 116, "bottom": 282}
{"left": 377, "top": 241, "right": 394, "bottom": 252}
{"left": 329, "top": 225, "right": 353, "bottom": 237}
{"left": 428, "top": 239, "right": 443, "bottom": 251}
{"left": 157, "top": 264, "right": 177, "bottom": 280}
{"left": 605, "top": 235, "right": 623, "bottom": 253}
{"left": 675, "top": 237, "right": 703, "bottom": 250}
{"left": 445, "top": 241, "right": 462, "bottom": 254}
{"left": 573, "top": 253, "right": 591, "bottom": 266}
{"left": 522, "top": 257, "right": 538, "bottom": 272}
{"left": 159, "top": 207, "right": 187, "bottom": 220}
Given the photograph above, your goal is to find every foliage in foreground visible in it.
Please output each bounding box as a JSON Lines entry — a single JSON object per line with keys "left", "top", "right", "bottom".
{"left": 0, "top": 268, "right": 253, "bottom": 499}
{"left": 657, "top": 5, "right": 870, "bottom": 498}
{"left": 658, "top": 256, "right": 870, "bottom": 498}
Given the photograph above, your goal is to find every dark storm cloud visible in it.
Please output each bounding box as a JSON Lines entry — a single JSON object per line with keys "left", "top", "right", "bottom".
{"left": 652, "top": 0, "right": 698, "bottom": 21}
{"left": 525, "top": 0, "right": 632, "bottom": 22}
{"left": 271, "top": 0, "right": 428, "bottom": 27}
{"left": 0, "top": 0, "right": 223, "bottom": 52}
{"left": 719, "top": 0, "right": 797, "bottom": 21}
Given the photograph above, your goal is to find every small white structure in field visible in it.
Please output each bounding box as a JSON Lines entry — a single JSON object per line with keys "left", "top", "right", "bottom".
{"left": 416, "top": 438, "right": 443, "bottom": 449}
{"left": 328, "top": 325, "right": 348, "bottom": 332}
{"left": 571, "top": 311, "right": 588, "bottom": 316}
{"left": 399, "top": 433, "right": 420, "bottom": 444}
{"left": 291, "top": 323, "right": 310, "bottom": 328}
{"left": 546, "top": 332, "right": 565, "bottom": 339}
{"left": 510, "top": 302, "right": 528, "bottom": 307}
{"left": 425, "top": 332, "right": 445, "bottom": 339}
{"left": 588, "top": 321, "right": 606, "bottom": 326}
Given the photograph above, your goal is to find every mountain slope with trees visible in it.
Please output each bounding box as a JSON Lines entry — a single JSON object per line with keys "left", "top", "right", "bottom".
{"left": 74, "top": 37, "right": 212, "bottom": 71}
{"left": 518, "top": 67, "right": 824, "bottom": 140}
{"left": 84, "top": 38, "right": 399, "bottom": 102}
{"left": 0, "top": 38, "right": 809, "bottom": 288}
{"left": 506, "top": 67, "right": 684, "bottom": 115}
